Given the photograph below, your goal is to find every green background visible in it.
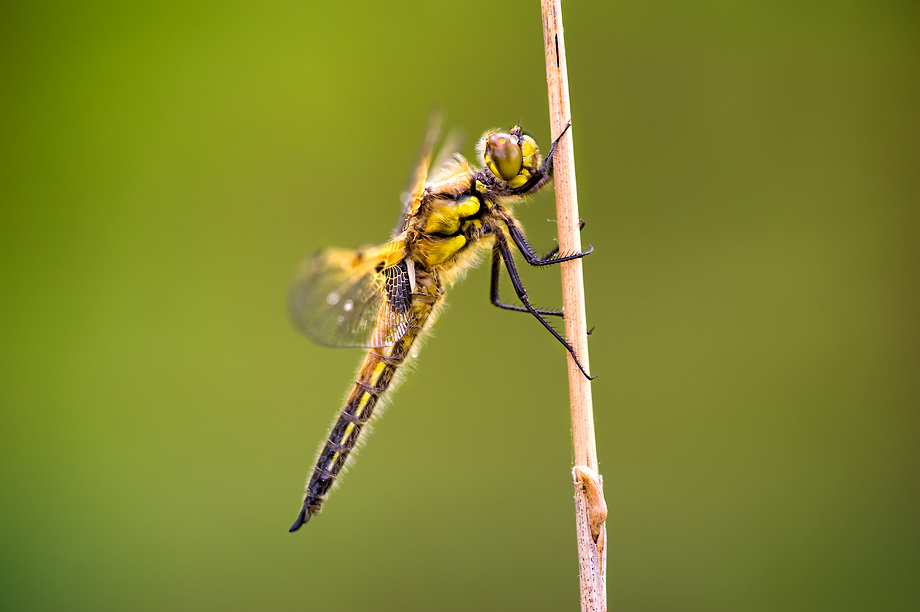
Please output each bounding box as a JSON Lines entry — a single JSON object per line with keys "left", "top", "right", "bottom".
{"left": 2, "top": 1, "right": 917, "bottom": 610}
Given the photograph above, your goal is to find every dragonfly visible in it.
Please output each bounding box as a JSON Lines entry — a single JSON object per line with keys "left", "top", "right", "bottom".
{"left": 287, "top": 118, "right": 592, "bottom": 532}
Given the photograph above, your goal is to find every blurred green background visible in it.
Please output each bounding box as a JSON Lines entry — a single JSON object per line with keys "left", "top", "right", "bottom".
{"left": 1, "top": 1, "right": 917, "bottom": 610}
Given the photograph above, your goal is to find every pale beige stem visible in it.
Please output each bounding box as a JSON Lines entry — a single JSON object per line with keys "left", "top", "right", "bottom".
{"left": 540, "top": 1, "right": 607, "bottom": 610}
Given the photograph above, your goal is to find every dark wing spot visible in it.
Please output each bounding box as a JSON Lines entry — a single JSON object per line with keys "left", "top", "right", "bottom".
{"left": 383, "top": 260, "right": 412, "bottom": 315}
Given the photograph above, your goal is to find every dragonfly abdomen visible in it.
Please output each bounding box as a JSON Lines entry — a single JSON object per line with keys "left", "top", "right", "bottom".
{"left": 289, "top": 281, "right": 440, "bottom": 532}
{"left": 289, "top": 349, "right": 401, "bottom": 531}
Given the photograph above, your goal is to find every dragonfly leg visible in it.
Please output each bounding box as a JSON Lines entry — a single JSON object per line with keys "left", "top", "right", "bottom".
{"left": 490, "top": 244, "right": 564, "bottom": 317}
{"left": 542, "top": 218, "right": 587, "bottom": 260}
{"left": 504, "top": 217, "right": 593, "bottom": 267}
{"left": 496, "top": 233, "right": 595, "bottom": 380}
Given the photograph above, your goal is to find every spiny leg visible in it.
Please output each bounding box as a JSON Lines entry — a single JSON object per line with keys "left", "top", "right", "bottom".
{"left": 490, "top": 243, "right": 564, "bottom": 317}
{"left": 490, "top": 243, "right": 593, "bottom": 334}
{"left": 504, "top": 217, "right": 593, "bottom": 267}
{"left": 495, "top": 233, "right": 594, "bottom": 380}
{"left": 542, "top": 218, "right": 587, "bottom": 260}
{"left": 531, "top": 218, "right": 594, "bottom": 336}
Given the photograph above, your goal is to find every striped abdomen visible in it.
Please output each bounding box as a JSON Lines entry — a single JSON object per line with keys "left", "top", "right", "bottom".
{"left": 289, "top": 285, "right": 440, "bottom": 531}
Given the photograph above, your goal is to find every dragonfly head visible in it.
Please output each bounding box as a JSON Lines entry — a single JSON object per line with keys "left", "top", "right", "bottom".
{"left": 481, "top": 126, "right": 541, "bottom": 188}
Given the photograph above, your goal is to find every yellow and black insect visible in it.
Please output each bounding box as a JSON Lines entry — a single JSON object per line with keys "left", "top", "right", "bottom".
{"left": 287, "top": 119, "right": 591, "bottom": 532}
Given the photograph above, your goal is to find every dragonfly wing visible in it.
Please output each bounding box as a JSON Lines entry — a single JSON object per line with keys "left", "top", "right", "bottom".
{"left": 395, "top": 111, "right": 442, "bottom": 234}
{"left": 427, "top": 128, "right": 464, "bottom": 184}
{"left": 289, "top": 242, "right": 413, "bottom": 348}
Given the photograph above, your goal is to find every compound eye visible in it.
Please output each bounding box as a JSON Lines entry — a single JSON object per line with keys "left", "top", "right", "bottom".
{"left": 485, "top": 133, "right": 523, "bottom": 181}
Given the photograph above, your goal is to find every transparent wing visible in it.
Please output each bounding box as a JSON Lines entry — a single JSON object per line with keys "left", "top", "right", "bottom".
{"left": 427, "top": 128, "right": 464, "bottom": 183}
{"left": 395, "top": 111, "right": 443, "bottom": 234}
{"left": 289, "top": 242, "right": 413, "bottom": 348}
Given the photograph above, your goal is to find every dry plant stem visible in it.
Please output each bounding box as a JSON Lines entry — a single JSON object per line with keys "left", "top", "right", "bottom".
{"left": 541, "top": 1, "right": 607, "bottom": 611}
{"left": 540, "top": 0, "right": 596, "bottom": 470}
